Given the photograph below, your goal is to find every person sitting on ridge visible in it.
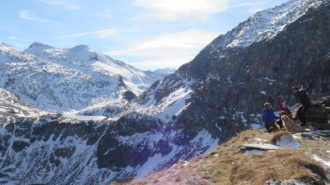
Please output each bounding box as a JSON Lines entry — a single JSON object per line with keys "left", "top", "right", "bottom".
{"left": 292, "top": 86, "right": 311, "bottom": 126}
{"left": 276, "top": 95, "right": 292, "bottom": 117}
{"left": 263, "top": 102, "right": 280, "bottom": 132}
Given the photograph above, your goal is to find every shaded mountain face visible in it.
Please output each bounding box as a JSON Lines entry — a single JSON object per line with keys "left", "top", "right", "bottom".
{"left": 0, "top": 43, "right": 160, "bottom": 113}
{"left": 1, "top": 0, "right": 330, "bottom": 184}
{"left": 0, "top": 88, "right": 217, "bottom": 185}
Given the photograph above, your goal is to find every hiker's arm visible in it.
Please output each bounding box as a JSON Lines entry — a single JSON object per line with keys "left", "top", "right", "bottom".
{"left": 263, "top": 110, "right": 267, "bottom": 123}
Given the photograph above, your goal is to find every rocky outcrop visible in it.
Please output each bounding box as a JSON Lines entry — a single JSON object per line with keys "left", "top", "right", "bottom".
{"left": 306, "top": 96, "right": 330, "bottom": 129}
{"left": 123, "top": 90, "right": 137, "bottom": 101}
{"left": 265, "top": 179, "right": 310, "bottom": 185}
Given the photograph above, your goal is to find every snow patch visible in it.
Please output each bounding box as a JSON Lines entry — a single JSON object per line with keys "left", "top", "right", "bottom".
{"left": 251, "top": 137, "right": 267, "bottom": 142}
{"left": 308, "top": 153, "right": 330, "bottom": 167}
{"left": 136, "top": 87, "right": 192, "bottom": 123}
{"left": 192, "top": 130, "right": 219, "bottom": 154}
{"left": 63, "top": 112, "right": 106, "bottom": 121}
{"left": 275, "top": 134, "right": 300, "bottom": 148}
{"left": 251, "top": 123, "right": 262, "bottom": 130}
{"left": 135, "top": 146, "right": 178, "bottom": 179}
{"left": 245, "top": 149, "right": 265, "bottom": 155}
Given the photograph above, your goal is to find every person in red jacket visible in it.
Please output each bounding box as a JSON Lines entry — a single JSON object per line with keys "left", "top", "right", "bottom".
{"left": 276, "top": 96, "right": 292, "bottom": 117}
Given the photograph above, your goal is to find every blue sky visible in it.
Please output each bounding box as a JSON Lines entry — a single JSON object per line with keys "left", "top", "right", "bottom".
{"left": 1, "top": 0, "right": 288, "bottom": 70}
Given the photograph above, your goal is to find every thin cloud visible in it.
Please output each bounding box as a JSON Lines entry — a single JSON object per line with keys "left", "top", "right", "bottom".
{"left": 36, "top": 0, "right": 81, "bottom": 9}
{"left": 19, "top": 10, "right": 59, "bottom": 24}
{"left": 128, "top": 59, "right": 185, "bottom": 69}
{"left": 108, "top": 29, "right": 219, "bottom": 69}
{"left": 63, "top": 28, "right": 117, "bottom": 39}
{"left": 134, "top": 0, "right": 253, "bottom": 21}
{"left": 134, "top": 0, "right": 256, "bottom": 21}
{"left": 8, "top": 36, "right": 32, "bottom": 43}
{"left": 98, "top": 10, "right": 113, "bottom": 19}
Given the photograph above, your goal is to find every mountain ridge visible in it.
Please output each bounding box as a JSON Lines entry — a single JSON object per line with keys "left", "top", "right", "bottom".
{"left": 0, "top": 43, "right": 162, "bottom": 113}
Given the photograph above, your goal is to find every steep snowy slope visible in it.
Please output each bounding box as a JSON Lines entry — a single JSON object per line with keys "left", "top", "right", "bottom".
{"left": 210, "top": 0, "right": 325, "bottom": 53}
{"left": 0, "top": 43, "right": 160, "bottom": 113}
{"left": 25, "top": 42, "right": 157, "bottom": 94}
{"left": 0, "top": 88, "right": 44, "bottom": 118}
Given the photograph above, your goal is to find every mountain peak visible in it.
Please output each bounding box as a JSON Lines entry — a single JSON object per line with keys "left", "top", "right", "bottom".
{"left": 69, "top": 44, "right": 92, "bottom": 52}
{"left": 208, "top": 0, "right": 325, "bottom": 51}
{"left": 27, "top": 42, "right": 54, "bottom": 50}
{"left": 0, "top": 43, "right": 18, "bottom": 51}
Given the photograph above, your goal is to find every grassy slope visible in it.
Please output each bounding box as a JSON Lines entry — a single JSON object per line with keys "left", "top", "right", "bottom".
{"left": 111, "top": 129, "right": 330, "bottom": 185}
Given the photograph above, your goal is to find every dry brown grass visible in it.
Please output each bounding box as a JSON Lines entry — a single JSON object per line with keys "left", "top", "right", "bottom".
{"left": 228, "top": 149, "right": 326, "bottom": 185}
{"left": 110, "top": 130, "right": 327, "bottom": 185}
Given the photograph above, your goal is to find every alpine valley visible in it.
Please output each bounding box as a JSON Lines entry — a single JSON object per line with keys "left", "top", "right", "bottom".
{"left": 0, "top": 0, "right": 330, "bottom": 184}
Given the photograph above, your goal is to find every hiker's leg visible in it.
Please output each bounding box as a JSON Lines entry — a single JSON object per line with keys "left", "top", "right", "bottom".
{"left": 297, "top": 107, "right": 303, "bottom": 124}
{"left": 300, "top": 106, "right": 308, "bottom": 126}
{"left": 271, "top": 124, "right": 279, "bottom": 132}
{"left": 276, "top": 119, "right": 285, "bottom": 129}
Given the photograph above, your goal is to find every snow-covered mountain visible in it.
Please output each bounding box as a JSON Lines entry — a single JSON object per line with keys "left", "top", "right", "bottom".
{"left": 1, "top": 0, "right": 330, "bottom": 184}
{"left": 209, "top": 0, "right": 325, "bottom": 52}
{"left": 24, "top": 42, "right": 157, "bottom": 94}
{"left": 0, "top": 43, "right": 160, "bottom": 113}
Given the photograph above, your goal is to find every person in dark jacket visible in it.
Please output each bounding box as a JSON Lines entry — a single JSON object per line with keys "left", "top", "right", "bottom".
{"left": 292, "top": 86, "right": 311, "bottom": 126}
{"left": 263, "top": 102, "right": 280, "bottom": 132}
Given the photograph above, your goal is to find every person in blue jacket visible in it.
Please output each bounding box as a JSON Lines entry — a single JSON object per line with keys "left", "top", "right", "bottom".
{"left": 263, "top": 102, "right": 280, "bottom": 132}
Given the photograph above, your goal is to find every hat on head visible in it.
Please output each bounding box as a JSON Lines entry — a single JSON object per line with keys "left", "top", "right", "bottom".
{"left": 292, "top": 86, "right": 299, "bottom": 90}
{"left": 264, "top": 102, "right": 271, "bottom": 108}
